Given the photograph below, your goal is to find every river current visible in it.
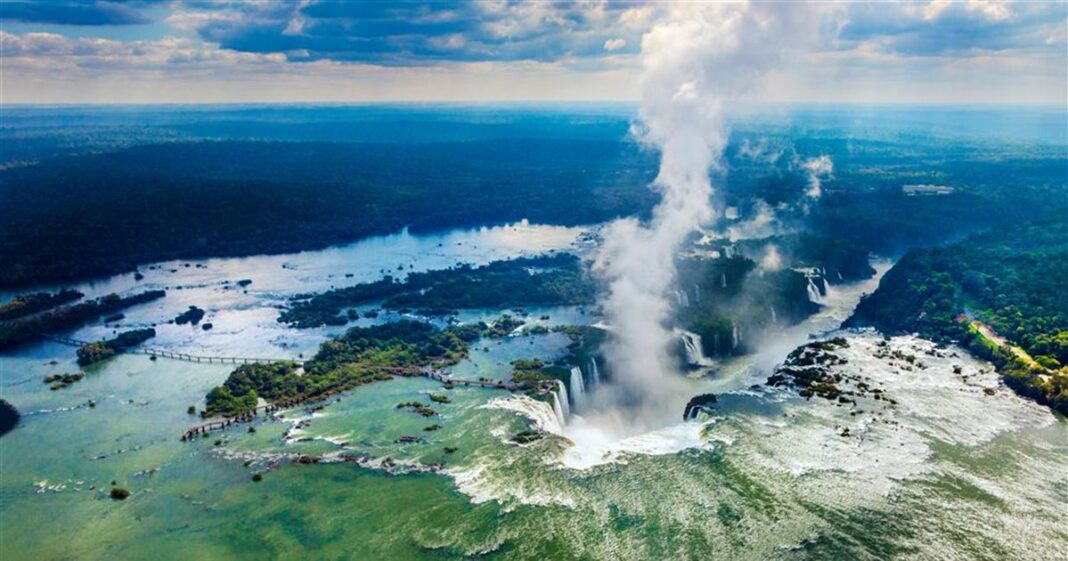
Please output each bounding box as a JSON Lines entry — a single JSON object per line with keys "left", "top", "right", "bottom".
{"left": 0, "top": 222, "right": 1064, "bottom": 561}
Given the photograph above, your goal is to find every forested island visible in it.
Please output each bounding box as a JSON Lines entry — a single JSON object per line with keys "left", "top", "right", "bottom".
{"left": 203, "top": 321, "right": 474, "bottom": 417}
{"left": 279, "top": 254, "right": 594, "bottom": 328}
{"left": 0, "top": 290, "right": 165, "bottom": 349}
{"left": 847, "top": 216, "right": 1068, "bottom": 413}
{"left": 0, "top": 289, "right": 83, "bottom": 321}
{"left": 76, "top": 328, "right": 156, "bottom": 366}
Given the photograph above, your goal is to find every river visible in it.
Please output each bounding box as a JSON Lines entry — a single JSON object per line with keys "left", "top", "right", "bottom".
{"left": 0, "top": 223, "right": 1064, "bottom": 561}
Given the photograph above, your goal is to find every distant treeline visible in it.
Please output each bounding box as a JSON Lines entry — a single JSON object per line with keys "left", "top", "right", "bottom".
{"left": 0, "top": 140, "right": 658, "bottom": 288}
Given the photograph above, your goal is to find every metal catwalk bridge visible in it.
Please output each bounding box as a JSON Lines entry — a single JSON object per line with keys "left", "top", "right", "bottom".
{"left": 43, "top": 335, "right": 289, "bottom": 365}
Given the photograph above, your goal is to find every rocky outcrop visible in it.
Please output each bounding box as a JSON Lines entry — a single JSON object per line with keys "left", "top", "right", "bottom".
{"left": 683, "top": 393, "right": 718, "bottom": 420}
{"left": 0, "top": 399, "right": 18, "bottom": 437}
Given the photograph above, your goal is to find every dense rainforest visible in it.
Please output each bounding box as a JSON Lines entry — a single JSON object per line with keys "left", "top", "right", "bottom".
{"left": 2, "top": 106, "right": 1064, "bottom": 289}
{"left": 847, "top": 215, "right": 1068, "bottom": 412}
{"left": 0, "top": 140, "right": 657, "bottom": 288}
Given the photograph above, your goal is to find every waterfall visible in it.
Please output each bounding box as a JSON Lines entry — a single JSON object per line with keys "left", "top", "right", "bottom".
{"left": 674, "top": 290, "right": 689, "bottom": 307}
{"left": 693, "top": 283, "right": 701, "bottom": 303}
{"left": 714, "top": 333, "right": 720, "bottom": 355}
{"left": 731, "top": 322, "right": 739, "bottom": 350}
{"left": 676, "top": 329, "right": 711, "bottom": 366}
{"left": 555, "top": 380, "right": 570, "bottom": 419}
{"left": 770, "top": 306, "right": 777, "bottom": 324}
{"left": 569, "top": 367, "right": 586, "bottom": 410}
{"left": 551, "top": 389, "right": 567, "bottom": 427}
{"left": 589, "top": 357, "right": 601, "bottom": 387}
{"left": 806, "top": 276, "right": 823, "bottom": 304}
{"left": 837, "top": 271, "right": 844, "bottom": 281}
{"left": 720, "top": 273, "right": 727, "bottom": 288}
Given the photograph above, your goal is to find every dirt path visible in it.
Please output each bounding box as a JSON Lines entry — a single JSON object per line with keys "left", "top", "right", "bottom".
{"left": 970, "top": 320, "right": 1042, "bottom": 369}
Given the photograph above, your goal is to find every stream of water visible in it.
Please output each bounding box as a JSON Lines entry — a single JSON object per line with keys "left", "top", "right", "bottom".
{"left": 1, "top": 225, "right": 1064, "bottom": 561}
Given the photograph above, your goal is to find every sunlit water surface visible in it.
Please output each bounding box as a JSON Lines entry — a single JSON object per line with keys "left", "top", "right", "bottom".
{"left": 1, "top": 224, "right": 1064, "bottom": 561}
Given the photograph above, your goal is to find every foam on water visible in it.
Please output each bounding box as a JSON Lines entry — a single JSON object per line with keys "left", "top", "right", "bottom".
{"left": 558, "top": 416, "right": 711, "bottom": 470}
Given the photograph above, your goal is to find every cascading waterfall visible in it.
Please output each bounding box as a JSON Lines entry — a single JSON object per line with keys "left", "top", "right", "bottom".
{"left": 676, "top": 329, "right": 711, "bottom": 366}
{"left": 674, "top": 290, "right": 690, "bottom": 307}
{"left": 693, "top": 283, "right": 701, "bottom": 303}
{"left": 770, "top": 306, "right": 778, "bottom": 324}
{"left": 806, "top": 276, "right": 823, "bottom": 304}
{"left": 569, "top": 367, "right": 586, "bottom": 410}
{"left": 837, "top": 271, "right": 843, "bottom": 281}
{"left": 589, "top": 357, "right": 601, "bottom": 387}
{"left": 721, "top": 273, "right": 727, "bottom": 288}
{"left": 555, "top": 380, "right": 570, "bottom": 419}
{"left": 551, "top": 389, "right": 567, "bottom": 428}
{"left": 731, "top": 322, "right": 739, "bottom": 350}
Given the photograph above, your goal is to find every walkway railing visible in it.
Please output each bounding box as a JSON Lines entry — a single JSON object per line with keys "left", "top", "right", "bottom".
{"left": 43, "top": 335, "right": 291, "bottom": 365}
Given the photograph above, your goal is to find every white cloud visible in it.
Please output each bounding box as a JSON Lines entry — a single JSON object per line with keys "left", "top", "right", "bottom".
{"left": 603, "top": 38, "right": 626, "bottom": 51}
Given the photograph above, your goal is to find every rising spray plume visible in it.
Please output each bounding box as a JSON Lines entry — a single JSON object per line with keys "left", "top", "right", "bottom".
{"left": 593, "top": 3, "right": 815, "bottom": 415}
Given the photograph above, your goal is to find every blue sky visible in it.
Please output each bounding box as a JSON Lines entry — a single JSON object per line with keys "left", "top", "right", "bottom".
{"left": 1, "top": 1, "right": 1065, "bottom": 104}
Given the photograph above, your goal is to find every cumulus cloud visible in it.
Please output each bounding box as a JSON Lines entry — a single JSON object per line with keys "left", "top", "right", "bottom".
{"left": 167, "top": 0, "right": 650, "bottom": 66}
{"left": 0, "top": 1, "right": 152, "bottom": 26}
{"left": 837, "top": 0, "right": 1065, "bottom": 57}
{"left": 0, "top": 0, "right": 1064, "bottom": 103}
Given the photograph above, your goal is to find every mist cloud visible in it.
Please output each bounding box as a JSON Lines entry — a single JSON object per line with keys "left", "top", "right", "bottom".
{"left": 595, "top": 3, "right": 820, "bottom": 408}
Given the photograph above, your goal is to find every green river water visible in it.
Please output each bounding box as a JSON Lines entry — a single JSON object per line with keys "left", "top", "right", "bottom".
{"left": 1, "top": 223, "right": 1064, "bottom": 560}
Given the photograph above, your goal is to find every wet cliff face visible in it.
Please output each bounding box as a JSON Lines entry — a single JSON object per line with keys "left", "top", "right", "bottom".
{"left": 673, "top": 255, "right": 824, "bottom": 360}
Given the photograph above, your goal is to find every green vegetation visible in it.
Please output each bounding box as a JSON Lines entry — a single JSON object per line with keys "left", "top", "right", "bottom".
{"left": 76, "top": 328, "right": 156, "bottom": 366}
{"left": 510, "top": 430, "right": 543, "bottom": 445}
{"left": 396, "top": 402, "right": 437, "bottom": 417}
{"left": 509, "top": 359, "right": 554, "bottom": 384}
{"left": 76, "top": 343, "right": 116, "bottom": 366}
{"left": 43, "top": 372, "right": 86, "bottom": 390}
{"left": 732, "top": 234, "right": 875, "bottom": 282}
{"left": 203, "top": 321, "right": 470, "bottom": 417}
{"left": 677, "top": 256, "right": 819, "bottom": 357}
{"left": 0, "top": 289, "right": 83, "bottom": 321}
{"left": 483, "top": 315, "right": 526, "bottom": 338}
{"left": 279, "top": 254, "right": 593, "bottom": 328}
{"left": 848, "top": 216, "right": 1068, "bottom": 413}
{"left": 0, "top": 290, "right": 165, "bottom": 350}
{"left": 0, "top": 140, "right": 656, "bottom": 289}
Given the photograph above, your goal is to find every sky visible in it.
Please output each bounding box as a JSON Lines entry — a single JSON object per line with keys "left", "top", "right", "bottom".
{"left": 0, "top": 0, "right": 1065, "bottom": 105}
